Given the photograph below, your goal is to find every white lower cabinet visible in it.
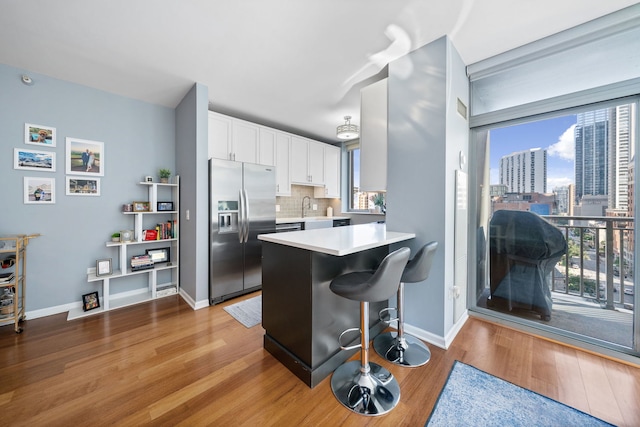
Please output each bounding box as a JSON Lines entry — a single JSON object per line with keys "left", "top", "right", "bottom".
{"left": 68, "top": 178, "right": 180, "bottom": 320}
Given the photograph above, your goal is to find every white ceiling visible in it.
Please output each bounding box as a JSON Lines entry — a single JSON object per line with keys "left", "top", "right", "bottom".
{"left": 1, "top": 0, "right": 638, "bottom": 143}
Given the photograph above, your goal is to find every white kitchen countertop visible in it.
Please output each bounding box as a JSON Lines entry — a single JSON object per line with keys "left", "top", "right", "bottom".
{"left": 258, "top": 223, "right": 415, "bottom": 256}
{"left": 276, "top": 216, "right": 350, "bottom": 224}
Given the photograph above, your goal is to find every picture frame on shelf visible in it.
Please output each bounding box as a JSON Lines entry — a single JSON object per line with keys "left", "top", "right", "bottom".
{"left": 157, "top": 201, "right": 174, "bottom": 211}
{"left": 132, "top": 201, "right": 150, "bottom": 212}
{"left": 25, "top": 123, "right": 56, "bottom": 147}
{"left": 96, "top": 258, "right": 112, "bottom": 276}
{"left": 66, "top": 176, "right": 100, "bottom": 196}
{"left": 14, "top": 148, "right": 56, "bottom": 172}
{"left": 82, "top": 291, "right": 100, "bottom": 312}
{"left": 145, "top": 247, "right": 170, "bottom": 264}
{"left": 24, "top": 176, "right": 55, "bottom": 204}
{"left": 65, "top": 137, "right": 104, "bottom": 176}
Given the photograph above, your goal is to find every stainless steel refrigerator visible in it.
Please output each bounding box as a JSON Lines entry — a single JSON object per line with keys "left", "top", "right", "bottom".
{"left": 209, "top": 158, "right": 276, "bottom": 304}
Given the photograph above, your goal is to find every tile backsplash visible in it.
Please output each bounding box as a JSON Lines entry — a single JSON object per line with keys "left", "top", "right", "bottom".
{"left": 276, "top": 185, "right": 341, "bottom": 218}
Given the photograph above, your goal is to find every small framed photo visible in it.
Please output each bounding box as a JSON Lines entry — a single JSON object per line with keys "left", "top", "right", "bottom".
{"left": 66, "top": 176, "right": 101, "bottom": 196}
{"left": 145, "top": 247, "right": 170, "bottom": 264}
{"left": 133, "top": 201, "right": 150, "bottom": 212}
{"left": 24, "top": 176, "right": 55, "bottom": 204}
{"left": 96, "top": 258, "right": 112, "bottom": 276}
{"left": 25, "top": 123, "right": 56, "bottom": 147}
{"left": 14, "top": 148, "right": 56, "bottom": 172}
{"left": 66, "top": 137, "right": 104, "bottom": 176}
{"left": 157, "top": 201, "right": 174, "bottom": 211}
{"left": 82, "top": 291, "right": 100, "bottom": 312}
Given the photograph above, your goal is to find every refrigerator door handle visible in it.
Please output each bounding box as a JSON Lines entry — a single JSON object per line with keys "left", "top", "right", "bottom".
{"left": 243, "top": 189, "right": 250, "bottom": 243}
{"left": 238, "top": 189, "right": 245, "bottom": 243}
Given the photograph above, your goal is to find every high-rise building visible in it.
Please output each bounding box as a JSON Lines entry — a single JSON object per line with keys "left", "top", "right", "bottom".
{"left": 575, "top": 109, "right": 609, "bottom": 203}
{"left": 608, "top": 104, "right": 636, "bottom": 210}
{"left": 554, "top": 186, "right": 570, "bottom": 214}
{"left": 499, "top": 148, "right": 546, "bottom": 193}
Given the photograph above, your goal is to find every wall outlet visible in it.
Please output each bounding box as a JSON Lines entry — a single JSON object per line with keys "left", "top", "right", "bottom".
{"left": 312, "top": 204, "right": 317, "bottom": 210}
{"left": 186, "top": 209, "right": 190, "bottom": 220}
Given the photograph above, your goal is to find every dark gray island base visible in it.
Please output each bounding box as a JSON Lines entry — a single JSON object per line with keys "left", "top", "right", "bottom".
{"left": 262, "top": 241, "right": 390, "bottom": 388}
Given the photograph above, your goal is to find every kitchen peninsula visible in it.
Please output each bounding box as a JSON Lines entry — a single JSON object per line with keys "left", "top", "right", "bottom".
{"left": 258, "top": 223, "right": 415, "bottom": 387}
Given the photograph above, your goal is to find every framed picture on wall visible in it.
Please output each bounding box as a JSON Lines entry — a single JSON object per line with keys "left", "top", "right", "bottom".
{"left": 25, "top": 123, "right": 56, "bottom": 147}
{"left": 14, "top": 148, "right": 56, "bottom": 172}
{"left": 65, "top": 137, "right": 105, "bottom": 176}
{"left": 66, "top": 176, "right": 101, "bottom": 196}
{"left": 24, "top": 176, "right": 55, "bottom": 204}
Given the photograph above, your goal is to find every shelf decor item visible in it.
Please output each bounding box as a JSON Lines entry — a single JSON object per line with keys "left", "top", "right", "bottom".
{"left": 159, "top": 168, "right": 171, "bottom": 183}
{"left": 145, "top": 247, "right": 170, "bottom": 264}
{"left": 96, "top": 258, "right": 112, "bottom": 276}
{"left": 130, "top": 254, "right": 154, "bottom": 271}
{"left": 157, "top": 201, "right": 174, "bottom": 211}
{"left": 111, "top": 233, "right": 120, "bottom": 242}
{"left": 120, "top": 230, "right": 134, "bottom": 242}
{"left": 82, "top": 291, "right": 100, "bottom": 312}
{"left": 132, "top": 201, "right": 150, "bottom": 212}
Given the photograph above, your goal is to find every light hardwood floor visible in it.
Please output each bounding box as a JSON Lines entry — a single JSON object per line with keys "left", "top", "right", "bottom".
{"left": 1, "top": 292, "right": 639, "bottom": 426}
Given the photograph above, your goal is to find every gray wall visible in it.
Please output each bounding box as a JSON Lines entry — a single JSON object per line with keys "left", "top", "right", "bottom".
{"left": 175, "top": 83, "right": 210, "bottom": 307}
{"left": 0, "top": 63, "right": 176, "bottom": 315}
{"left": 386, "top": 36, "right": 469, "bottom": 342}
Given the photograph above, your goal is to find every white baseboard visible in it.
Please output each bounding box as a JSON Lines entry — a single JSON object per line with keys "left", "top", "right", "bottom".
{"left": 401, "top": 310, "right": 469, "bottom": 350}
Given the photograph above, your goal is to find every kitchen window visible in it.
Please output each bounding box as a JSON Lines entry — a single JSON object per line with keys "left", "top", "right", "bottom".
{"left": 346, "top": 141, "right": 384, "bottom": 212}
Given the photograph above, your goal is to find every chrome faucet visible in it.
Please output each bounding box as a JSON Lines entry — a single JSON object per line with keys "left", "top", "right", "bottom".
{"left": 302, "top": 196, "right": 311, "bottom": 218}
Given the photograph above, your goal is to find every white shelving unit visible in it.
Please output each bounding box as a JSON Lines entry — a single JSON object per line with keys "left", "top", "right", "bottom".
{"left": 68, "top": 177, "right": 179, "bottom": 320}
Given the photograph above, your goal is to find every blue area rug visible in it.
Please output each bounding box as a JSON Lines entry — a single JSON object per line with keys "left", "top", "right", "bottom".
{"left": 426, "top": 361, "right": 614, "bottom": 427}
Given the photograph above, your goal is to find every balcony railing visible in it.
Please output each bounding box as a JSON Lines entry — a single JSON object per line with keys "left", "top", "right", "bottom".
{"left": 543, "top": 215, "right": 634, "bottom": 311}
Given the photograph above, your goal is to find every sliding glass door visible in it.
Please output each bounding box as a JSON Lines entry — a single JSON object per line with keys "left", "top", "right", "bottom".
{"left": 469, "top": 99, "right": 639, "bottom": 357}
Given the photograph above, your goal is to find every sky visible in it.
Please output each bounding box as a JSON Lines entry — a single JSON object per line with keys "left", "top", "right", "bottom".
{"left": 489, "top": 114, "right": 578, "bottom": 190}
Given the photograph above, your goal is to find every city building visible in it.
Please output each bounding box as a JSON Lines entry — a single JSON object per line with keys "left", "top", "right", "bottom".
{"left": 499, "top": 148, "right": 547, "bottom": 194}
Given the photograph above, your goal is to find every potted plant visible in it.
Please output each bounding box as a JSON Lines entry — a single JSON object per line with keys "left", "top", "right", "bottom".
{"left": 159, "top": 168, "right": 171, "bottom": 183}
{"left": 111, "top": 232, "right": 120, "bottom": 243}
{"left": 370, "top": 193, "right": 385, "bottom": 214}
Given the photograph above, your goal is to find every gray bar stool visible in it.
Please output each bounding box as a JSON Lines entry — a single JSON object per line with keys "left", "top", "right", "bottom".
{"left": 329, "top": 247, "right": 410, "bottom": 416}
{"left": 373, "top": 241, "right": 437, "bottom": 367}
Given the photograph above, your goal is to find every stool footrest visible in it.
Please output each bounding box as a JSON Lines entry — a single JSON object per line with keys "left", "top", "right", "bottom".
{"left": 378, "top": 307, "right": 398, "bottom": 324}
{"left": 338, "top": 327, "right": 362, "bottom": 351}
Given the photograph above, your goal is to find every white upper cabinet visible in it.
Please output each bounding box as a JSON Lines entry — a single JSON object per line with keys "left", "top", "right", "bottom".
{"left": 291, "top": 136, "right": 324, "bottom": 186}
{"left": 208, "top": 112, "right": 261, "bottom": 164}
{"left": 232, "top": 119, "right": 259, "bottom": 163}
{"left": 314, "top": 144, "right": 341, "bottom": 198}
{"left": 258, "top": 127, "right": 276, "bottom": 166}
{"left": 208, "top": 112, "right": 233, "bottom": 161}
{"left": 275, "top": 133, "right": 291, "bottom": 196}
{"left": 360, "top": 78, "right": 388, "bottom": 192}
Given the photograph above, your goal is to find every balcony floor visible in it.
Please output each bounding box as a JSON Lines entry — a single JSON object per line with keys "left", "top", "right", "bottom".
{"left": 478, "top": 289, "right": 634, "bottom": 348}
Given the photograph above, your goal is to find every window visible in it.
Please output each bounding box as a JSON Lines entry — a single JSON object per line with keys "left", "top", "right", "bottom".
{"left": 345, "top": 141, "right": 385, "bottom": 212}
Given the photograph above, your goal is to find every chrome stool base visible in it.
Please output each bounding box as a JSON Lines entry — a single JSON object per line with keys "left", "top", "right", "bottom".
{"left": 373, "top": 331, "right": 431, "bottom": 367}
{"left": 330, "top": 360, "right": 400, "bottom": 416}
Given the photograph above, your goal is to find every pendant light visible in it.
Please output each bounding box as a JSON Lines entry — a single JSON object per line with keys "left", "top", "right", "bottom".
{"left": 336, "top": 115, "right": 359, "bottom": 140}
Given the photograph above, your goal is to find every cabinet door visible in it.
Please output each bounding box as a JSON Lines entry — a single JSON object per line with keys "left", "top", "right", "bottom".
{"left": 308, "top": 140, "right": 325, "bottom": 185}
{"left": 323, "top": 144, "right": 340, "bottom": 197}
{"left": 275, "top": 133, "right": 291, "bottom": 196}
{"left": 259, "top": 127, "right": 276, "bottom": 166}
{"left": 232, "top": 120, "right": 259, "bottom": 163}
{"left": 290, "top": 136, "right": 309, "bottom": 183}
{"left": 208, "top": 112, "right": 233, "bottom": 161}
